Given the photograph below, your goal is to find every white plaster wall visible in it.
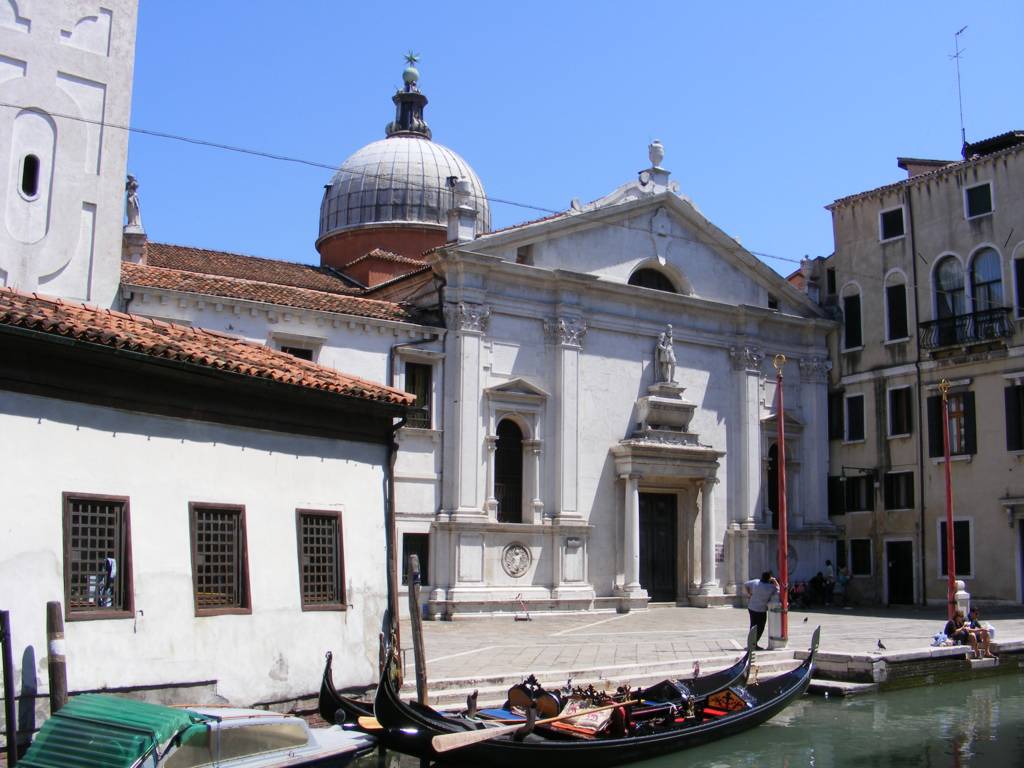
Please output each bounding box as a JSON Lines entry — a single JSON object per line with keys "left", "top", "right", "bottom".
{"left": 0, "top": 390, "right": 389, "bottom": 704}
{"left": 0, "top": 0, "right": 136, "bottom": 306}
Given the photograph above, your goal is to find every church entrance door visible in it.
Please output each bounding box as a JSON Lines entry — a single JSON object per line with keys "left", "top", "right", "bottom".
{"left": 639, "top": 493, "right": 677, "bottom": 602}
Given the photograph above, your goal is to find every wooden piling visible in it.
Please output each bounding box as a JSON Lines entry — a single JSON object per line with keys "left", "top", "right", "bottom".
{"left": 2, "top": 610, "right": 18, "bottom": 766}
{"left": 45, "top": 602, "right": 67, "bottom": 715}
{"left": 406, "top": 554, "right": 428, "bottom": 705}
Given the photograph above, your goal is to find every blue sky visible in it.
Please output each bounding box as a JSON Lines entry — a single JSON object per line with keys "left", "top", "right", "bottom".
{"left": 127, "top": 2, "right": 1023, "bottom": 276}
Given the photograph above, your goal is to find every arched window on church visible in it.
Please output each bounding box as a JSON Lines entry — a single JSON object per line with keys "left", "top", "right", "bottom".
{"left": 628, "top": 268, "right": 677, "bottom": 293}
{"left": 495, "top": 420, "right": 523, "bottom": 523}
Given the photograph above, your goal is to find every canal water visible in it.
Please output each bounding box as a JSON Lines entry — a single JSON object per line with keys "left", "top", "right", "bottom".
{"left": 365, "top": 674, "right": 1024, "bottom": 767}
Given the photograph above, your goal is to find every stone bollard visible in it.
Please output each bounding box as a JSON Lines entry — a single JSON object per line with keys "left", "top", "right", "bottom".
{"left": 955, "top": 580, "right": 970, "bottom": 615}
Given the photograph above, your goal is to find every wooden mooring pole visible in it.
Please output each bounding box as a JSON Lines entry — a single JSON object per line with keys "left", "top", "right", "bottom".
{"left": 2, "top": 610, "right": 18, "bottom": 766}
{"left": 406, "top": 555, "right": 428, "bottom": 705}
{"left": 45, "top": 602, "right": 67, "bottom": 715}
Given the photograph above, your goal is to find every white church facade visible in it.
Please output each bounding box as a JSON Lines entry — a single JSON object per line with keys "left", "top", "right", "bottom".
{"left": 2, "top": 0, "right": 839, "bottom": 721}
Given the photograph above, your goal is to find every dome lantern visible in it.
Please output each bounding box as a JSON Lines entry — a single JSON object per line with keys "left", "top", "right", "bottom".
{"left": 317, "top": 56, "right": 490, "bottom": 270}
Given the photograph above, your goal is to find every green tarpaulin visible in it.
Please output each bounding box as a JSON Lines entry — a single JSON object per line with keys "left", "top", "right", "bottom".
{"left": 19, "top": 693, "right": 210, "bottom": 768}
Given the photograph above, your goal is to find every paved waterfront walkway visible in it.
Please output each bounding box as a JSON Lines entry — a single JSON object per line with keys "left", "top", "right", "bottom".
{"left": 404, "top": 604, "right": 1024, "bottom": 686}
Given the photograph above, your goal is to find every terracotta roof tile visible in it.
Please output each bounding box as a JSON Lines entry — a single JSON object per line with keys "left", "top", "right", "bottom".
{"left": 343, "top": 248, "right": 427, "bottom": 269}
{"left": 0, "top": 287, "right": 415, "bottom": 407}
{"left": 122, "top": 262, "right": 415, "bottom": 323}
{"left": 146, "top": 242, "right": 360, "bottom": 294}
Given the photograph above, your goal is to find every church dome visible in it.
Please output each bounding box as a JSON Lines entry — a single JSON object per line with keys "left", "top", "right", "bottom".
{"left": 318, "top": 136, "right": 490, "bottom": 237}
{"left": 317, "top": 59, "right": 489, "bottom": 268}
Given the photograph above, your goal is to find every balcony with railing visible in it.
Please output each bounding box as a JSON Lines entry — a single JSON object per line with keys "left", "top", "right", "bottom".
{"left": 918, "top": 307, "right": 1014, "bottom": 350}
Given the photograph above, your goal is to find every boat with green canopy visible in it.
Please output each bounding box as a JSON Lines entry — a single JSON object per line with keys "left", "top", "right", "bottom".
{"left": 19, "top": 693, "right": 374, "bottom": 768}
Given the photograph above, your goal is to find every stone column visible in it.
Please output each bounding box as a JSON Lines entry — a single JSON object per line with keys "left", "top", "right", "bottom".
{"left": 730, "top": 345, "right": 764, "bottom": 528}
{"left": 622, "top": 473, "right": 641, "bottom": 590}
{"left": 484, "top": 434, "right": 498, "bottom": 518}
{"left": 445, "top": 302, "right": 490, "bottom": 519}
{"left": 524, "top": 438, "right": 544, "bottom": 523}
{"left": 547, "top": 316, "right": 587, "bottom": 521}
{"left": 698, "top": 477, "right": 721, "bottom": 594}
{"left": 800, "top": 356, "right": 831, "bottom": 526}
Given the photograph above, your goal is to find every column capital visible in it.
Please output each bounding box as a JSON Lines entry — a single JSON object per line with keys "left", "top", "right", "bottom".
{"left": 545, "top": 316, "right": 587, "bottom": 348}
{"left": 445, "top": 301, "right": 490, "bottom": 333}
{"left": 729, "top": 345, "right": 764, "bottom": 372}
{"left": 485, "top": 434, "right": 498, "bottom": 450}
{"left": 523, "top": 438, "right": 543, "bottom": 453}
{"left": 799, "top": 355, "right": 831, "bottom": 383}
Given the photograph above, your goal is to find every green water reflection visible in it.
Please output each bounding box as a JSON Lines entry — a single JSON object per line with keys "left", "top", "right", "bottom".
{"left": 366, "top": 675, "right": 1024, "bottom": 767}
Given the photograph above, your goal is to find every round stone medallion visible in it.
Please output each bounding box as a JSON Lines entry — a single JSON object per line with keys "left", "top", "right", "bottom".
{"left": 501, "top": 543, "right": 532, "bottom": 578}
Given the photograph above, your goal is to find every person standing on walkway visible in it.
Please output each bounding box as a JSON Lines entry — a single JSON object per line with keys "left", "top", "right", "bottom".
{"left": 744, "top": 571, "right": 780, "bottom": 650}
{"left": 824, "top": 559, "right": 835, "bottom": 605}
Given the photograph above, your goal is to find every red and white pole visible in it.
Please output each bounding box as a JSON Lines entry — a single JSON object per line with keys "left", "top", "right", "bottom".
{"left": 774, "top": 354, "right": 789, "bottom": 642}
{"left": 939, "top": 378, "right": 957, "bottom": 620}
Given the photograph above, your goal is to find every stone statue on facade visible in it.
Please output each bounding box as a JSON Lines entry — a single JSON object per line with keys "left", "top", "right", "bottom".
{"left": 656, "top": 324, "right": 677, "bottom": 383}
{"left": 125, "top": 175, "right": 143, "bottom": 232}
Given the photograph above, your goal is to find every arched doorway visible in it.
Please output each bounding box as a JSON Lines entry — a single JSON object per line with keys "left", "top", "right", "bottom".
{"left": 495, "top": 420, "right": 523, "bottom": 523}
{"left": 767, "top": 443, "right": 779, "bottom": 530}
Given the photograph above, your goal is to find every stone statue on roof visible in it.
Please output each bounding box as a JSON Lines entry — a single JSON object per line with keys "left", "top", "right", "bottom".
{"left": 125, "top": 175, "right": 143, "bottom": 232}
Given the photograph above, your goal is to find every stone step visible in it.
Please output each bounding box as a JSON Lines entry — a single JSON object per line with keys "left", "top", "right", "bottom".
{"left": 404, "top": 653, "right": 800, "bottom": 709}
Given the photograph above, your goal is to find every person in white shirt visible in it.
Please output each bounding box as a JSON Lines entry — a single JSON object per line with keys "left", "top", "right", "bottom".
{"left": 744, "top": 571, "right": 780, "bottom": 650}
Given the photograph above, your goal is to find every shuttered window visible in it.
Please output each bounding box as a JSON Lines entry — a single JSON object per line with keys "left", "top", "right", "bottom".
{"left": 888, "top": 387, "right": 913, "bottom": 437}
{"left": 883, "top": 472, "right": 914, "bottom": 510}
{"left": 845, "top": 394, "right": 865, "bottom": 442}
{"left": 843, "top": 292, "right": 862, "bottom": 349}
{"left": 939, "top": 520, "right": 972, "bottom": 577}
{"left": 886, "top": 282, "right": 909, "bottom": 340}
{"left": 927, "top": 391, "right": 976, "bottom": 457}
{"left": 1006, "top": 384, "right": 1024, "bottom": 451}
{"left": 405, "top": 362, "right": 432, "bottom": 429}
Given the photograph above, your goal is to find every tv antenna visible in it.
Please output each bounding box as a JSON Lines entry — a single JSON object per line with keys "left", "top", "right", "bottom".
{"left": 951, "top": 26, "right": 968, "bottom": 147}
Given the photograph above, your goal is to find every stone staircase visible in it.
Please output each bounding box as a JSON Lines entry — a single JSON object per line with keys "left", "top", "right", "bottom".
{"left": 403, "top": 650, "right": 800, "bottom": 709}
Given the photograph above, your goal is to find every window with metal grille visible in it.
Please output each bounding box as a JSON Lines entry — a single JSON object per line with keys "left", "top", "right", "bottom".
{"left": 63, "top": 494, "right": 132, "bottom": 618}
{"left": 189, "top": 504, "right": 250, "bottom": 615}
{"left": 296, "top": 510, "right": 345, "bottom": 610}
{"left": 404, "top": 362, "right": 432, "bottom": 428}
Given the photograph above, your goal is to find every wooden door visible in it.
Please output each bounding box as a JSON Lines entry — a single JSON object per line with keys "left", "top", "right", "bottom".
{"left": 639, "top": 493, "right": 678, "bottom": 602}
{"left": 886, "top": 540, "right": 914, "bottom": 605}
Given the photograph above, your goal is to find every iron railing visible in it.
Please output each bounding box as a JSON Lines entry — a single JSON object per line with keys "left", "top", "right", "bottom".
{"left": 918, "top": 307, "right": 1013, "bottom": 349}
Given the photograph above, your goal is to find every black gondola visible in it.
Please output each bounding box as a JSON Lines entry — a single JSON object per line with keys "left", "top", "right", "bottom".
{"left": 371, "top": 624, "right": 819, "bottom": 768}
{"left": 319, "top": 651, "right": 375, "bottom": 725}
{"left": 319, "top": 625, "right": 758, "bottom": 730}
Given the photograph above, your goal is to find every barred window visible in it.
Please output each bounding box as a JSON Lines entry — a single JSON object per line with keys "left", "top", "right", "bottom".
{"left": 404, "top": 362, "right": 432, "bottom": 429}
{"left": 189, "top": 504, "right": 250, "bottom": 615}
{"left": 296, "top": 510, "right": 345, "bottom": 610}
{"left": 63, "top": 494, "right": 132, "bottom": 619}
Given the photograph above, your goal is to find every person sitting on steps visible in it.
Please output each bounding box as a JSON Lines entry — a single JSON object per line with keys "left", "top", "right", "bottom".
{"left": 967, "top": 606, "right": 996, "bottom": 659}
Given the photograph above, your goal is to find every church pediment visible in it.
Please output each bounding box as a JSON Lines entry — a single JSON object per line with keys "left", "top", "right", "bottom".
{"left": 760, "top": 411, "right": 806, "bottom": 433}
{"left": 485, "top": 377, "right": 549, "bottom": 402}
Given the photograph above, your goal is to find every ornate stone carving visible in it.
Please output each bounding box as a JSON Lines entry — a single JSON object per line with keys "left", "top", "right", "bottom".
{"left": 544, "top": 316, "right": 587, "bottom": 348}
{"left": 729, "top": 345, "right": 764, "bottom": 372}
{"left": 656, "top": 324, "right": 677, "bottom": 383}
{"left": 501, "top": 543, "right": 532, "bottom": 578}
{"left": 649, "top": 139, "right": 665, "bottom": 168}
{"left": 445, "top": 302, "right": 490, "bottom": 333}
{"left": 799, "top": 356, "right": 831, "bottom": 382}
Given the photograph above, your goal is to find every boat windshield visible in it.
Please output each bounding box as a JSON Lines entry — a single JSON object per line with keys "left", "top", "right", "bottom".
{"left": 163, "top": 722, "right": 309, "bottom": 767}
